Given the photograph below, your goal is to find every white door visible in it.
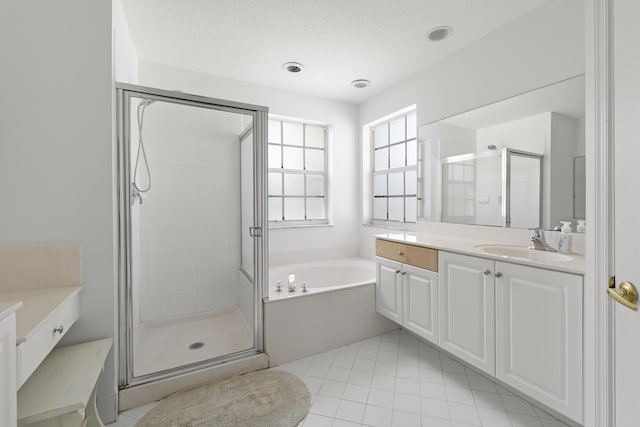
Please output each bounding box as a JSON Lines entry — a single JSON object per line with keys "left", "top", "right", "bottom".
{"left": 402, "top": 263, "right": 438, "bottom": 344}
{"left": 612, "top": 0, "right": 640, "bottom": 424}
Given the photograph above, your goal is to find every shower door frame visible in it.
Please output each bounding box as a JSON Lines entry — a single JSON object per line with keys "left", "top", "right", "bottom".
{"left": 115, "top": 83, "right": 268, "bottom": 388}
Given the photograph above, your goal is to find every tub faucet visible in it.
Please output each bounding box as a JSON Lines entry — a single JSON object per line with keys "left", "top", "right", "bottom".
{"left": 288, "top": 273, "right": 296, "bottom": 292}
{"left": 529, "top": 228, "right": 557, "bottom": 252}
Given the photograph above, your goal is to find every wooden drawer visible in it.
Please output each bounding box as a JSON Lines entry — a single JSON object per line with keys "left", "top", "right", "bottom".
{"left": 16, "top": 291, "right": 80, "bottom": 388}
{"left": 376, "top": 239, "right": 438, "bottom": 272}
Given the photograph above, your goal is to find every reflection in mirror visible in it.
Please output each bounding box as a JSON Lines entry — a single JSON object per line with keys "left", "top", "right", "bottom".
{"left": 573, "top": 156, "right": 586, "bottom": 219}
{"left": 419, "top": 75, "right": 585, "bottom": 230}
{"left": 441, "top": 148, "right": 543, "bottom": 228}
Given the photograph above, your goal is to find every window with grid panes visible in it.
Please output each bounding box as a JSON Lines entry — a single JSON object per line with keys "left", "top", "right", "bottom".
{"left": 372, "top": 110, "right": 418, "bottom": 224}
{"left": 268, "top": 119, "right": 328, "bottom": 225}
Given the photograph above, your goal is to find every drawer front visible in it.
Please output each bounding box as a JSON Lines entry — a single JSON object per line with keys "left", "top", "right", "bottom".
{"left": 16, "top": 292, "right": 80, "bottom": 388}
{"left": 376, "top": 239, "right": 438, "bottom": 272}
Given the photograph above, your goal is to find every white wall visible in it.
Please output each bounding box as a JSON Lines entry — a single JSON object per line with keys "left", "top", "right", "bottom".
{"left": 1, "top": 0, "right": 124, "bottom": 422}
{"left": 359, "top": 0, "right": 584, "bottom": 256}
{"left": 135, "top": 103, "right": 244, "bottom": 323}
{"left": 113, "top": 0, "right": 138, "bottom": 84}
{"left": 136, "top": 61, "right": 361, "bottom": 265}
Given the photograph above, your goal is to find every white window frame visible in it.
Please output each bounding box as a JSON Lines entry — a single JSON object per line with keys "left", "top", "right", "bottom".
{"left": 368, "top": 108, "right": 419, "bottom": 227}
{"left": 268, "top": 117, "right": 329, "bottom": 227}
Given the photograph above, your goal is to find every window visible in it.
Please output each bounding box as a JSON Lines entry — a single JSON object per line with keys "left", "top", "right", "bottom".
{"left": 268, "top": 118, "right": 328, "bottom": 225}
{"left": 371, "top": 110, "right": 418, "bottom": 224}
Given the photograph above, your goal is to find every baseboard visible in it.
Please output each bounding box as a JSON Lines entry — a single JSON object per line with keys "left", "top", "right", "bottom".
{"left": 118, "top": 353, "right": 269, "bottom": 412}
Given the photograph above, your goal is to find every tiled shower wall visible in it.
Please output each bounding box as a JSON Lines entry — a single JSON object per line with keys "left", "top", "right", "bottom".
{"left": 137, "top": 104, "right": 242, "bottom": 322}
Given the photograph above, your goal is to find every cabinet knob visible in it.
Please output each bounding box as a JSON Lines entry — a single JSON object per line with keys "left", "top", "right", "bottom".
{"left": 494, "top": 272, "right": 503, "bottom": 278}
{"left": 483, "top": 269, "right": 491, "bottom": 276}
{"left": 398, "top": 251, "right": 404, "bottom": 256}
{"left": 401, "top": 271, "right": 407, "bottom": 276}
{"left": 53, "top": 325, "right": 64, "bottom": 334}
{"left": 395, "top": 270, "right": 401, "bottom": 274}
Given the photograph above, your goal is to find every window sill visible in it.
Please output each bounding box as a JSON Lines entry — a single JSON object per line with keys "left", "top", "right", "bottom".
{"left": 361, "top": 222, "right": 416, "bottom": 232}
{"left": 269, "top": 222, "right": 334, "bottom": 230}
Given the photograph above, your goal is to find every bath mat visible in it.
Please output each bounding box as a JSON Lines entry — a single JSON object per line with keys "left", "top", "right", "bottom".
{"left": 136, "top": 369, "right": 310, "bottom": 427}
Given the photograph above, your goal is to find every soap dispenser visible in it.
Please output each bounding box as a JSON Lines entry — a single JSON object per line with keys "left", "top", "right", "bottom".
{"left": 558, "top": 221, "right": 572, "bottom": 253}
{"left": 577, "top": 220, "right": 586, "bottom": 233}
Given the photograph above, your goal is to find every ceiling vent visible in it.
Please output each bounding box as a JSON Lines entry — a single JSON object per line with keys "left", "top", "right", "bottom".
{"left": 426, "top": 26, "right": 453, "bottom": 42}
{"left": 283, "top": 62, "right": 305, "bottom": 73}
{"left": 351, "top": 79, "right": 371, "bottom": 89}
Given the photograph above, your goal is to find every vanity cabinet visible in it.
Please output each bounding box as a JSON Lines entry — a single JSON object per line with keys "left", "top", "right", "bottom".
{"left": 495, "top": 261, "right": 583, "bottom": 422}
{"left": 377, "top": 237, "right": 584, "bottom": 423}
{"left": 438, "top": 251, "right": 495, "bottom": 375}
{"left": 375, "top": 240, "right": 438, "bottom": 344}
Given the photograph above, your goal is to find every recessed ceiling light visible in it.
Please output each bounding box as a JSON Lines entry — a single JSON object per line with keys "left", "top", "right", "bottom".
{"left": 351, "top": 79, "right": 371, "bottom": 89}
{"left": 283, "top": 62, "right": 304, "bottom": 73}
{"left": 426, "top": 26, "right": 453, "bottom": 42}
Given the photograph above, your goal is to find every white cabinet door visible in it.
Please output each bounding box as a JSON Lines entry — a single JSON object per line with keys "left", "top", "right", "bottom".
{"left": 495, "top": 262, "right": 583, "bottom": 422}
{"left": 376, "top": 257, "right": 402, "bottom": 323}
{"left": 402, "top": 263, "right": 438, "bottom": 344}
{"left": 439, "top": 252, "right": 495, "bottom": 375}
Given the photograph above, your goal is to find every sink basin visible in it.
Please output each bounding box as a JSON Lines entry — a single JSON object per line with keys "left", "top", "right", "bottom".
{"left": 474, "top": 244, "right": 574, "bottom": 262}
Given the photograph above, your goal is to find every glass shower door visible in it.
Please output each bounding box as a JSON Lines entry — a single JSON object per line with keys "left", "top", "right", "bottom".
{"left": 117, "top": 84, "right": 267, "bottom": 385}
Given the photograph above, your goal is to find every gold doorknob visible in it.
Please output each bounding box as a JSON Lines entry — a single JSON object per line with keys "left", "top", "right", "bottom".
{"left": 608, "top": 281, "right": 638, "bottom": 311}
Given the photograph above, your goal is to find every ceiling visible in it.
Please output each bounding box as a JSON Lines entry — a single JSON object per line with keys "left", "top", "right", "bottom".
{"left": 121, "top": 0, "right": 550, "bottom": 104}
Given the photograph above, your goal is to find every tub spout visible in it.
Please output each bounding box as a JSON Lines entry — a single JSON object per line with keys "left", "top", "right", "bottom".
{"left": 288, "top": 273, "right": 296, "bottom": 292}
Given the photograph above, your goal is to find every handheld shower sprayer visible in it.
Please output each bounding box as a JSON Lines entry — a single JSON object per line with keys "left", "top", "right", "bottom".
{"left": 131, "top": 98, "right": 155, "bottom": 205}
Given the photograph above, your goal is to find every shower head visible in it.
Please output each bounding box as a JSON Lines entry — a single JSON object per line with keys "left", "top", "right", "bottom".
{"left": 139, "top": 98, "right": 156, "bottom": 106}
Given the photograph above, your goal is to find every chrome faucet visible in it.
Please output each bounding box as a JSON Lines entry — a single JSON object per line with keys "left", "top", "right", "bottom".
{"left": 529, "top": 228, "right": 557, "bottom": 252}
{"left": 288, "top": 273, "right": 296, "bottom": 292}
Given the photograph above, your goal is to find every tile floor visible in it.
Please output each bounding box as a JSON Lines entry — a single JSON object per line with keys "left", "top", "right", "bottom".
{"left": 108, "top": 329, "right": 570, "bottom": 427}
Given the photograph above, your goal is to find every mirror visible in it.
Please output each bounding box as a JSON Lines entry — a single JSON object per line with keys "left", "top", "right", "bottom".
{"left": 573, "top": 156, "right": 586, "bottom": 219}
{"left": 418, "top": 75, "right": 585, "bottom": 230}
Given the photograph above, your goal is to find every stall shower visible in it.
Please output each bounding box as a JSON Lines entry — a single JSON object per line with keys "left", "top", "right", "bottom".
{"left": 116, "top": 84, "right": 267, "bottom": 386}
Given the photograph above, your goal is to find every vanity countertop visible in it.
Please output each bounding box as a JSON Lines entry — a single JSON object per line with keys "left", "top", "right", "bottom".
{"left": 0, "top": 286, "right": 81, "bottom": 344}
{"left": 377, "top": 233, "right": 585, "bottom": 275}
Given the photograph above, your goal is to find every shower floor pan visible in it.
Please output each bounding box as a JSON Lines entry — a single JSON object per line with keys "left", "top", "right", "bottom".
{"left": 134, "top": 307, "right": 253, "bottom": 377}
